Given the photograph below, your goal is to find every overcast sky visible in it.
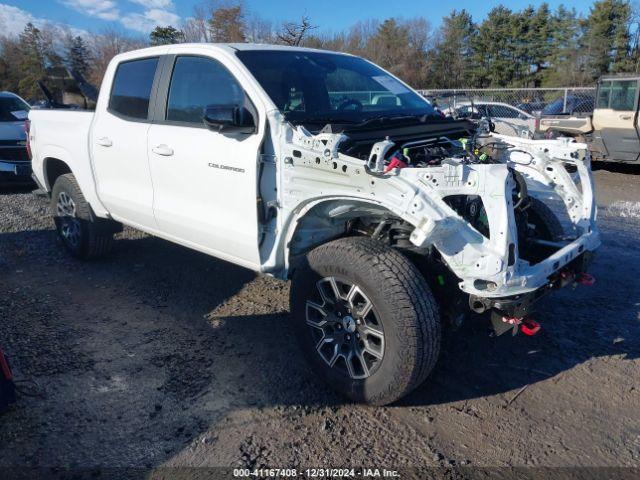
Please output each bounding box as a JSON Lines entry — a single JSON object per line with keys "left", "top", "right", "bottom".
{"left": 0, "top": 0, "right": 594, "bottom": 37}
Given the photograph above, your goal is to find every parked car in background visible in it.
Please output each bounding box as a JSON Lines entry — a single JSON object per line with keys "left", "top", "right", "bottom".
{"left": 0, "top": 92, "right": 32, "bottom": 184}
{"left": 538, "top": 75, "right": 639, "bottom": 162}
{"left": 540, "top": 95, "right": 594, "bottom": 115}
{"left": 516, "top": 101, "right": 547, "bottom": 114}
{"left": 445, "top": 101, "right": 536, "bottom": 137}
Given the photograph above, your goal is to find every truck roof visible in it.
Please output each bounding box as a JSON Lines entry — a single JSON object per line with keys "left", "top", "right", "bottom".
{"left": 599, "top": 73, "right": 640, "bottom": 81}
{"left": 112, "top": 42, "right": 350, "bottom": 63}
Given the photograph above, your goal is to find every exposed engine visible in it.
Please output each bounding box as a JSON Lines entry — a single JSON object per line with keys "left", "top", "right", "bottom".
{"left": 338, "top": 118, "right": 501, "bottom": 171}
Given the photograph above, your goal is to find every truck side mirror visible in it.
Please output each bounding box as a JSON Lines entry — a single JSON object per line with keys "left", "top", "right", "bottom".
{"left": 203, "top": 105, "right": 255, "bottom": 133}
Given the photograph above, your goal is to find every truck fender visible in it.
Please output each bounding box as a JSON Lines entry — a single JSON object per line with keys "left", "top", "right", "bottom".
{"left": 37, "top": 145, "right": 110, "bottom": 218}
{"left": 281, "top": 196, "right": 413, "bottom": 278}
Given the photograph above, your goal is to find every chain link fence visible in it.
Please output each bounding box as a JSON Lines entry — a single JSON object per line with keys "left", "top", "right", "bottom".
{"left": 417, "top": 87, "right": 596, "bottom": 136}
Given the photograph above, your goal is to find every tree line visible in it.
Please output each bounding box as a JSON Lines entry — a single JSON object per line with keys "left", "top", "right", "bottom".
{"left": 1, "top": 0, "right": 638, "bottom": 102}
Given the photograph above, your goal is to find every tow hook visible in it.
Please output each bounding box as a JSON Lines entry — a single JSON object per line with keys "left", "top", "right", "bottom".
{"left": 575, "top": 272, "right": 596, "bottom": 286}
{"left": 559, "top": 270, "right": 596, "bottom": 287}
{"left": 491, "top": 313, "right": 541, "bottom": 337}
{"left": 520, "top": 318, "right": 541, "bottom": 336}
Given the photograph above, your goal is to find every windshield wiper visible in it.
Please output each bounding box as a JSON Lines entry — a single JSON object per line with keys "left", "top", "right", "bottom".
{"left": 294, "top": 116, "right": 360, "bottom": 125}
{"left": 354, "top": 113, "right": 439, "bottom": 127}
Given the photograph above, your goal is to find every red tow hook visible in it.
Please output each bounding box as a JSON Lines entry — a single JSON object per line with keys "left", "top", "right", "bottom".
{"left": 575, "top": 273, "right": 596, "bottom": 286}
{"left": 500, "top": 316, "right": 541, "bottom": 336}
{"left": 520, "top": 318, "right": 541, "bottom": 336}
{"left": 383, "top": 156, "right": 408, "bottom": 174}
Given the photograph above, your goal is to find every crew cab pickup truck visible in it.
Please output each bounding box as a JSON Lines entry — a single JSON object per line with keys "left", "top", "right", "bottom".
{"left": 28, "top": 44, "right": 600, "bottom": 405}
{"left": 538, "top": 74, "right": 640, "bottom": 162}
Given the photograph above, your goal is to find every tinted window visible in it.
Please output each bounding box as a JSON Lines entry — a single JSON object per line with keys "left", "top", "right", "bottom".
{"left": 610, "top": 80, "right": 637, "bottom": 111}
{"left": 597, "top": 81, "right": 611, "bottom": 109}
{"left": 488, "top": 105, "right": 520, "bottom": 118}
{"left": 477, "top": 105, "right": 489, "bottom": 117}
{"left": 455, "top": 105, "right": 482, "bottom": 119}
{"left": 166, "top": 56, "right": 244, "bottom": 124}
{"left": 109, "top": 57, "right": 158, "bottom": 119}
{"left": 456, "top": 105, "right": 473, "bottom": 117}
{"left": 0, "top": 96, "right": 30, "bottom": 122}
{"left": 325, "top": 67, "right": 401, "bottom": 109}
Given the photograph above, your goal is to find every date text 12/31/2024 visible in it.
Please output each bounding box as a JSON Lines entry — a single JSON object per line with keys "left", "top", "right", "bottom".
{"left": 233, "top": 468, "right": 401, "bottom": 478}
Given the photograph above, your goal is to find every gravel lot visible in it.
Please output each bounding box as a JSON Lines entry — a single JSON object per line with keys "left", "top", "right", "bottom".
{"left": 0, "top": 164, "right": 639, "bottom": 476}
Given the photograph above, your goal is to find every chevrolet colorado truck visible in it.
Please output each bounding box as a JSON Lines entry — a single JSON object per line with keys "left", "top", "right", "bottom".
{"left": 28, "top": 44, "right": 600, "bottom": 405}
{"left": 539, "top": 74, "right": 640, "bottom": 162}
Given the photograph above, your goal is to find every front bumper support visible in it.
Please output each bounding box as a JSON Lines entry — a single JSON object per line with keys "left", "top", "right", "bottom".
{"left": 470, "top": 251, "right": 595, "bottom": 318}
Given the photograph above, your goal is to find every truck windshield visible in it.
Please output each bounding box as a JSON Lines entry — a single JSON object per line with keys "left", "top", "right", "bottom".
{"left": 0, "top": 96, "right": 30, "bottom": 122}
{"left": 235, "top": 50, "right": 438, "bottom": 126}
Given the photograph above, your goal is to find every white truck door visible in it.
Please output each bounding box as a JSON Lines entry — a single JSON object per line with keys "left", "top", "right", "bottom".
{"left": 147, "top": 55, "right": 262, "bottom": 266}
{"left": 91, "top": 56, "right": 161, "bottom": 228}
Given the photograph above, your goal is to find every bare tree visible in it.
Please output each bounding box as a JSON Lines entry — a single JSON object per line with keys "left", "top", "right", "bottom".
{"left": 183, "top": 12, "right": 210, "bottom": 43}
{"left": 245, "top": 14, "right": 274, "bottom": 43}
{"left": 277, "top": 16, "right": 317, "bottom": 46}
{"left": 208, "top": 5, "right": 246, "bottom": 42}
{"left": 89, "top": 29, "right": 145, "bottom": 87}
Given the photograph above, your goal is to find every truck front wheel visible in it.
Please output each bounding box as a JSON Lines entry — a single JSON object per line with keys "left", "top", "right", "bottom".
{"left": 290, "top": 237, "right": 441, "bottom": 405}
{"left": 51, "top": 173, "right": 115, "bottom": 260}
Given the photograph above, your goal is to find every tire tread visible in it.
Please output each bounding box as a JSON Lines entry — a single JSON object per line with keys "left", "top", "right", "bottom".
{"left": 294, "top": 236, "right": 441, "bottom": 405}
{"left": 51, "top": 173, "right": 114, "bottom": 260}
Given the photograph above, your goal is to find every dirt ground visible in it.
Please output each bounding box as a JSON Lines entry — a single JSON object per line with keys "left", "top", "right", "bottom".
{"left": 0, "top": 163, "right": 639, "bottom": 477}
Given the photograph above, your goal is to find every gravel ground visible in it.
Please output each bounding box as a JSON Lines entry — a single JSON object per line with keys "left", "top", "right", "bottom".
{"left": 0, "top": 164, "right": 639, "bottom": 476}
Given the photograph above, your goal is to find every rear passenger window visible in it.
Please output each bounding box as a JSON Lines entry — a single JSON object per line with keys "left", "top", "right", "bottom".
{"left": 610, "top": 80, "right": 637, "bottom": 111}
{"left": 489, "top": 105, "right": 519, "bottom": 118}
{"left": 166, "top": 56, "right": 244, "bottom": 124}
{"left": 109, "top": 57, "right": 159, "bottom": 120}
{"left": 597, "top": 81, "right": 611, "bottom": 109}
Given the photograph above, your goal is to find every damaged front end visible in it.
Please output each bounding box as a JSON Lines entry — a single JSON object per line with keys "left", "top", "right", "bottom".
{"left": 262, "top": 113, "right": 600, "bottom": 332}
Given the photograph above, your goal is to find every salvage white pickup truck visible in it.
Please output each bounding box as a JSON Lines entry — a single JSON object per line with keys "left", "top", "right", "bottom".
{"left": 28, "top": 44, "right": 600, "bottom": 405}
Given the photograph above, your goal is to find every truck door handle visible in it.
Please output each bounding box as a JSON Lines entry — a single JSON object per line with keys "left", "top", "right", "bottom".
{"left": 619, "top": 114, "right": 632, "bottom": 120}
{"left": 152, "top": 144, "right": 174, "bottom": 156}
{"left": 96, "top": 137, "right": 113, "bottom": 147}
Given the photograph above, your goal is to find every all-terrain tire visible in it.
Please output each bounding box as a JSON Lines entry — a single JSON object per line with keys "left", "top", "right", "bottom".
{"left": 50, "top": 173, "right": 115, "bottom": 260}
{"left": 528, "top": 197, "right": 564, "bottom": 241}
{"left": 290, "top": 236, "right": 441, "bottom": 405}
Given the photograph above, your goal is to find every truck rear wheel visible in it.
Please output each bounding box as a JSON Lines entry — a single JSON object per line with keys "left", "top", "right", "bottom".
{"left": 51, "top": 173, "right": 115, "bottom": 260}
{"left": 290, "top": 237, "right": 441, "bottom": 405}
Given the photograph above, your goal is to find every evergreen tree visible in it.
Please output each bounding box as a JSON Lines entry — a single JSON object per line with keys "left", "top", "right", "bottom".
{"left": 149, "top": 26, "right": 185, "bottom": 46}
{"left": 525, "top": 4, "right": 552, "bottom": 86}
{"left": 0, "top": 36, "right": 22, "bottom": 93}
{"left": 65, "top": 35, "right": 91, "bottom": 77}
{"left": 544, "top": 6, "right": 585, "bottom": 85}
{"left": 582, "top": 0, "right": 632, "bottom": 79}
{"left": 368, "top": 19, "right": 411, "bottom": 76}
{"left": 428, "top": 10, "right": 476, "bottom": 88}
{"left": 471, "top": 6, "right": 518, "bottom": 87}
{"left": 17, "top": 23, "right": 46, "bottom": 100}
